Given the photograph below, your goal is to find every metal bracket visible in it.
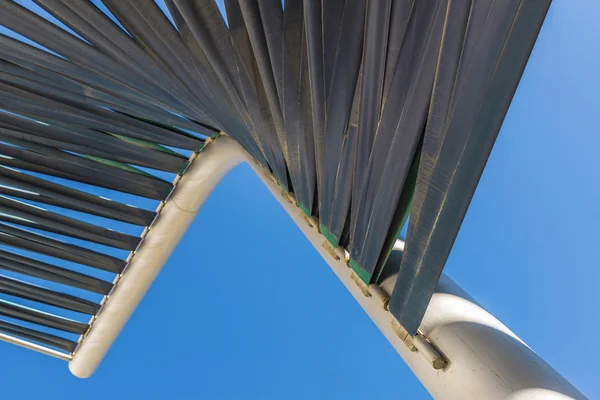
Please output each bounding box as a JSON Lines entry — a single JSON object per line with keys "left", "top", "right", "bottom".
{"left": 351, "top": 271, "right": 371, "bottom": 297}
{"left": 415, "top": 332, "right": 447, "bottom": 370}
{"left": 391, "top": 318, "right": 416, "bottom": 351}
{"left": 368, "top": 284, "right": 390, "bottom": 311}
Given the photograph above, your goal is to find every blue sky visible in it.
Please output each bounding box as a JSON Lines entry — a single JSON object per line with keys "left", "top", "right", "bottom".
{"left": 0, "top": 0, "right": 598, "bottom": 398}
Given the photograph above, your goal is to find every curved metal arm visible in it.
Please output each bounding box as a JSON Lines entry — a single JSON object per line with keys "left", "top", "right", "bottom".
{"left": 69, "top": 136, "right": 246, "bottom": 378}
{"left": 69, "top": 135, "right": 585, "bottom": 399}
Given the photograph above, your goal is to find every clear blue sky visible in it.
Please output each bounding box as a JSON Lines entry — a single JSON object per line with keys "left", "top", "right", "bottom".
{"left": 0, "top": 0, "right": 598, "bottom": 398}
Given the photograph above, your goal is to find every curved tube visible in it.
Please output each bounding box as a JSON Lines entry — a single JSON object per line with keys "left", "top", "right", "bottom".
{"left": 69, "top": 136, "right": 245, "bottom": 378}
{"left": 247, "top": 160, "right": 585, "bottom": 400}
{"left": 70, "top": 136, "right": 585, "bottom": 399}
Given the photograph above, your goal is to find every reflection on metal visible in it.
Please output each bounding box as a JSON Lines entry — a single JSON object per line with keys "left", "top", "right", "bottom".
{"left": 0, "top": 332, "right": 71, "bottom": 361}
